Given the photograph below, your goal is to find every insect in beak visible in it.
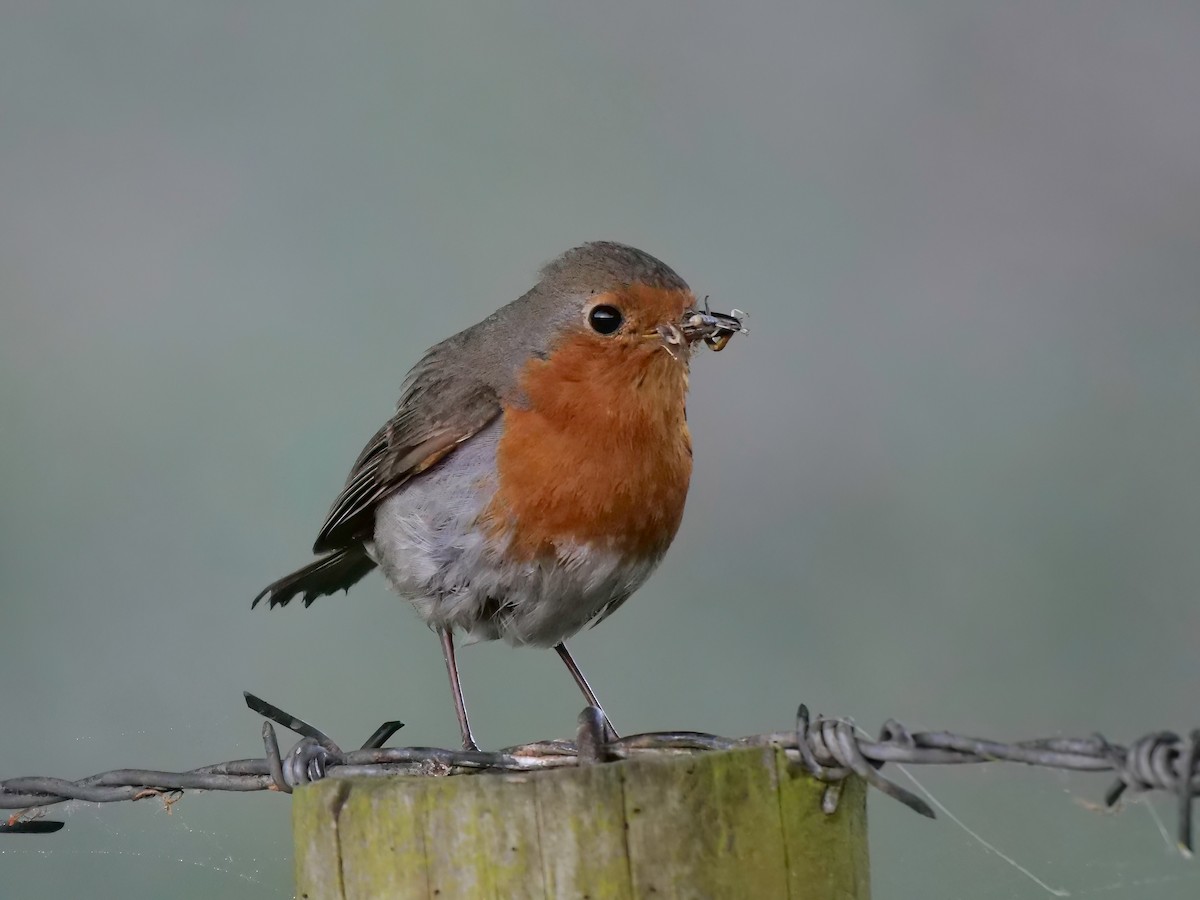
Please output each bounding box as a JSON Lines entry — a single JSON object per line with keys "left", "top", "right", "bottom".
{"left": 678, "top": 300, "right": 748, "bottom": 352}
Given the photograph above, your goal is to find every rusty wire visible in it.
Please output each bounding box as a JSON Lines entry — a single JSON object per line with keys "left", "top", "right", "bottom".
{"left": 2, "top": 693, "right": 1197, "bottom": 855}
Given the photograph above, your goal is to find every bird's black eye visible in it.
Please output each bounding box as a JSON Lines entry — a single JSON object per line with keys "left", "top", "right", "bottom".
{"left": 588, "top": 304, "right": 623, "bottom": 335}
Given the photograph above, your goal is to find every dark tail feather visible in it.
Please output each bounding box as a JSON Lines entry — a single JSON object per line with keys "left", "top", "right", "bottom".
{"left": 252, "top": 546, "right": 377, "bottom": 609}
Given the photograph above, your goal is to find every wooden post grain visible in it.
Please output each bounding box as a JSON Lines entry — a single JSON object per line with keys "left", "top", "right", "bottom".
{"left": 293, "top": 746, "right": 869, "bottom": 899}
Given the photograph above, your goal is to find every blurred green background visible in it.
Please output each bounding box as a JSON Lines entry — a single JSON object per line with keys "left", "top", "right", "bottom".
{"left": 2, "top": 3, "right": 1198, "bottom": 898}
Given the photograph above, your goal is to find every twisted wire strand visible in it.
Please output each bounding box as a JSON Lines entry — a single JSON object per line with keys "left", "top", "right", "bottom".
{"left": 2, "top": 693, "right": 1196, "bottom": 854}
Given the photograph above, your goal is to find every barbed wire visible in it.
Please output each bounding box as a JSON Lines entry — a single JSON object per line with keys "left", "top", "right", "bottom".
{"left": 2, "top": 692, "right": 1197, "bottom": 855}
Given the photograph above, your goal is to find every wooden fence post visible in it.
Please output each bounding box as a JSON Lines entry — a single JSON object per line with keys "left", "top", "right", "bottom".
{"left": 293, "top": 746, "right": 869, "bottom": 899}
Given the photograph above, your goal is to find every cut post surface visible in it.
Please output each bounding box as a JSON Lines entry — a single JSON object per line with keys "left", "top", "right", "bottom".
{"left": 294, "top": 746, "right": 868, "bottom": 900}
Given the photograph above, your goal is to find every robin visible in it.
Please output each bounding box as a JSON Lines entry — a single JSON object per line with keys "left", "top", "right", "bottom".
{"left": 253, "top": 241, "right": 744, "bottom": 750}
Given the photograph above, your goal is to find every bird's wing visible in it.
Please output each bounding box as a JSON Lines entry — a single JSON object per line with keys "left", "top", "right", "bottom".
{"left": 312, "top": 379, "right": 501, "bottom": 553}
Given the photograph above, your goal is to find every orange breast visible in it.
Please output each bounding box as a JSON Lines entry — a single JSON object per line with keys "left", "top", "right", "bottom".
{"left": 485, "top": 329, "right": 693, "bottom": 563}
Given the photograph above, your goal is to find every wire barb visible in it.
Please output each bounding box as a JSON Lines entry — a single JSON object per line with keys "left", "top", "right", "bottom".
{"left": 1, "top": 694, "right": 1196, "bottom": 854}
{"left": 575, "top": 706, "right": 610, "bottom": 766}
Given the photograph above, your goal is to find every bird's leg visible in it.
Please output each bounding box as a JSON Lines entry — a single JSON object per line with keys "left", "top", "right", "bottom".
{"left": 554, "top": 642, "right": 620, "bottom": 739}
{"left": 438, "top": 627, "right": 479, "bottom": 751}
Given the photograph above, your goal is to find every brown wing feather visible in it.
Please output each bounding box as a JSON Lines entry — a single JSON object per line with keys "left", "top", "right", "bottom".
{"left": 312, "top": 389, "right": 500, "bottom": 553}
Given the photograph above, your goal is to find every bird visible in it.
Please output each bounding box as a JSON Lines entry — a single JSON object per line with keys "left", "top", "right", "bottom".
{"left": 253, "top": 241, "right": 744, "bottom": 750}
